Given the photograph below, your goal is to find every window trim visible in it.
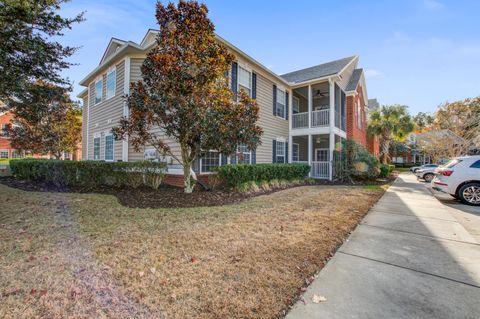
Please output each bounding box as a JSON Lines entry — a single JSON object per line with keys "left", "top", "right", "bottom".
{"left": 276, "top": 140, "right": 286, "bottom": 163}
{"left": 276, "top": 88, "right": 286, "bottom": 119}
{"left": 0, "top": 149, "right": 9, "bottom": 159}
{"left": 94, "top": 77, "right": 103, "bottom": 105}
{"left": 105, "top": 67, "right": 116, "bottom": 100}
{"left": 314, "top": 148, "right": 329, "bottom": 162}
{"left": 236, "top": 144, "right": 252, "bottom": 164}
{"left": 104, "top": 133, "right": 114, "bottom": 162}
{"left": 199, "top": 150, "right": 221, "bottom": 174}
{"left": 237, "top": 64, "right": 252, "bottom": 97}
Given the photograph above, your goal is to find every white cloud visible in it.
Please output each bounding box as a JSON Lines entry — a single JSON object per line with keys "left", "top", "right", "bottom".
{"left": 365, "top": 69, "right": 383, "bottom": 78}
{"left": 423, "top": 0, "right": 446, "bottom": 10}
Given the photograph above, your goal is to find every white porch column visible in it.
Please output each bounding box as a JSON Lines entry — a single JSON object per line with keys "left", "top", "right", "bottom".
{"left": 328, "top": 78, "right": 335, "bottom": 181}
{"left": 308, "top": 134, "right": 312, "bottom": 177}
{"left": 122, "top": 57, "right": 131, "bottom": 162}
{"left": 308, "top": 84, "right": 312, "bottom": 128}
{"left": 288, "top": 89, "right": 293, "bottom": 163}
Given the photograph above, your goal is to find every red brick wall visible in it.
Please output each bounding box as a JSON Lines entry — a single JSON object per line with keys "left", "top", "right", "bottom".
{"left": 346, "top": 85, "right": 368, "bottom": 148}
{"left": 0, "top": 112, "right": 14, "bottom": 157}
{"left": 367, "top": 135, "right": 380, "bottom": 157}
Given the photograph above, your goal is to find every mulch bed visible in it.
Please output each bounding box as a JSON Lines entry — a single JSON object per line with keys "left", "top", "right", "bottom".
{"left": 0, "top": 174, "right": 396, "bottom": 209}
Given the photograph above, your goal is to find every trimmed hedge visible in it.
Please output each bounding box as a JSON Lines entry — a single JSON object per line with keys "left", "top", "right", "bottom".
{"left": 9, "top": 159, "right": 167, "bottom": 189}
{"left": 215, "top": 163, "right": 310, "bottom": 187}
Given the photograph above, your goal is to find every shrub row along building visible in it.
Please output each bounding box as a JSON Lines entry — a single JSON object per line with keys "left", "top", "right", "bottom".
{"left": 78, "top": 29, "right": 380, "bottom": 182}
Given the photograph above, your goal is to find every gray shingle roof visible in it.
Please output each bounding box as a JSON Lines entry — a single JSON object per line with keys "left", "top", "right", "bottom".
{"left": 280, "top": 56, "right": 356, "bottom": 84}
{"left": 345, "top": 68, "right": 363, "bottom": 92}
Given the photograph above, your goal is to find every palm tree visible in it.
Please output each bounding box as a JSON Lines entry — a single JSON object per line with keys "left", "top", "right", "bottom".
{"left": 368, "top": 105, "right": 415, "bottom": 164}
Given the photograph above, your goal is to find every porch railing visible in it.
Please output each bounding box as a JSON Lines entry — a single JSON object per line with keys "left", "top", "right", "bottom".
{"left": 311, "top": 161, "right": 330, "bottom": 179}
{"left": 311, "top": 109, "right": 329, "bottom": 127}
{"left": 292, "top": 112, "right": 309, "bottom": 129}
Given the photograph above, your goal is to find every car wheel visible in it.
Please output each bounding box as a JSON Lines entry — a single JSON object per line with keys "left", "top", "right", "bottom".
{"left": 458, "top": 183, "right": 480, "bottom": 206}
{"left": 423, "top": 173, "right": 434, "bottom": 182}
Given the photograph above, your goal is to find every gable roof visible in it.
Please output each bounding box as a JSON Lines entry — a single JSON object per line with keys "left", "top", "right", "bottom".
{"left": 345, "top": 68, "right": 363, "bottom": 92}
{"left": 99, "top": 38, "right": 127, "bottom": 65}
{"left": 280, "top": 56, "right": 357, "bottom": 84}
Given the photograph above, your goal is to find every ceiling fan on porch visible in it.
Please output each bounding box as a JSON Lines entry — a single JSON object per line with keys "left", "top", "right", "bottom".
{"left": 313, "top": 90, "right": 329, "bottom": 98}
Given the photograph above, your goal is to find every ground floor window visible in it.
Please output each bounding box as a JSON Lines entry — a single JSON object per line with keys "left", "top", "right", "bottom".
{"left": 200, "top": 151, "right": 220, "bottom": 173}
{"left": 0, "top": 150, "right": 8, "bottom": 159}
{"left": 292, "top": 143, "right": 299, "bottom": 162}
{"left": 105, "top": 134, "right": 114, "bottom": 161}
{"left": 276, "top": 140, "right": 286, "bottom": 163}
{"left": 11, "top": 150, "right": 22, "bottom": 159}
{"left": 93, "top": 137, "right": 100, "bottom": 160}
{"left": 315, "top": 148, "right": 329, "bottom": 162}
{"left": 236, "top": 144, "right": 251, "bottom": 164}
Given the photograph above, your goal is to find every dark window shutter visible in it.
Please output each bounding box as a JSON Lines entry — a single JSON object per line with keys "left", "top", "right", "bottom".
{"left": 285, "top": 142, "right": 289, "bottom": 163}
{"left": 221, "top": 154, "right": 228, "bottom": 166}
{"left": 231, "top": 62, "right": 238, "bottom": 95}
{"left": 252, "top": 72, "right": 257, "bottom": 99}
{"left": 252, "top": 148, "right": 256, "bottom": 164}
{"left": 272, "top": 139, "right": 276, "bottom": 163}
{"left": 273, "top": 85, "right": 277, "bottom": 116}
{"left": 285, "top": 91, "right": 289, "bottom": 120}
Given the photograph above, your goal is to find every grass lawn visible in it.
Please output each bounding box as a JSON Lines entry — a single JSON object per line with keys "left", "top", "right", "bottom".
{"left": 0, "top": 182, "right": 386, "bottom": 318}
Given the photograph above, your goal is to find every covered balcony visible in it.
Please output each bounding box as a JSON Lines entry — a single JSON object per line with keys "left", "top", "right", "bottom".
{"left": 291, "top": 80, "right": 346, "bottom": 132}
{"left": 291, "top": 134, "right": 345, "bottom": 180}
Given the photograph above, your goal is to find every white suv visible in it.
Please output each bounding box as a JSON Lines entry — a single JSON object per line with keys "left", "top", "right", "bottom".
{"left": 432, "top": 155, "right": 480, "bottom": 206}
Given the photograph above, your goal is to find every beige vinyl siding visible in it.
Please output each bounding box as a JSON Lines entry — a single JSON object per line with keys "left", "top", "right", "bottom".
{"left": 81, "top": 96, "right": 88, "bottom": 160}
{"left": 87, "top": 60, "right": 125, "bottom": 161}
{"left": 254, "top": 73, "right": 289, "bottom": 163}
{"left": 128, "top": 57, "right": 183, "bottom": 163}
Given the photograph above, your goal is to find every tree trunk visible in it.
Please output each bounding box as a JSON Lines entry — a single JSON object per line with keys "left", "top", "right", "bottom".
{"left": 381, "top": 139, "right": 391, "bottom": 164}
{"left": 183, "top": 161, "right": 194, "bottom": 194}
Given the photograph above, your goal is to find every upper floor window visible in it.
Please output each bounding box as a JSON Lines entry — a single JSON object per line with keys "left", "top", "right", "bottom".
{"left": 95, "top": 78, "right": 103, "bottom": 104}
{"left": 1, "top": 124, "right": 9, "bottom": 137}
{"left": 276, "top": 88, "right": 286, "bottom": 118}
{"left": 238, "top": 66, "right": 252, "bottom": 97}
{"left": 106, "top": 68, "right": 116, "bottom": 99}
{"left": 105, "top": 134, "right": 114, "bottom": 161}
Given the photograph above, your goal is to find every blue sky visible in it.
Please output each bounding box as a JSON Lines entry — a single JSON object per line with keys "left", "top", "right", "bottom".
{"left": 60, "top": 0, "right": 480, "bottom": 115}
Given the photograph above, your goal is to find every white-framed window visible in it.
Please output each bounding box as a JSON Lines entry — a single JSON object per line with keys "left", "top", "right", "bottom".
{"left": 106, "top": 68, "right": 116, "bottom": 99}
{"left": 95, "top": 78, "right": 103, "bottom": 104}
{"left": 104, "top": 134, "right": 114, "bottom": 161}
{"left": 11, "top": 149, "right": 22, "bottom": 159}
{"left": 1, "top": 124, "right": 10, "bottom": 137}
{"left": 238, "top": 65, "right": 252, "bottom": 97}
{"left": 292, "top": 143, "right": 299, "bottom": 162}
{"left": 200, "top": 150, "right": 220, "bottom": 173}
{"left": 276, "top": 88, "right": 286, "bottom": 118}
{"left": 236, "top": 144, "right": 251, "bottom": 164}
{"left": 93, "top": 136, "right": 100, "bottom": 160}
{"left": 0, "top": 150, "right": 8, "bottom": 159}
{"left": 356, "top": 102, "right": 361, "bottom": 129}
{"left": 276, "top": 140, "right": 286, "bottom": 163}
{"left": 292, "top": 96, "right": 300, "bottom": 114}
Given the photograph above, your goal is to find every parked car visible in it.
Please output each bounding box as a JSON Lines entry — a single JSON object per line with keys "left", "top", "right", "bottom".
{"left": 432, "top": 155, "right": 480, "bottom": 206}
{"left": 410, "top": 164, "right": 438, "bottom": 173}
{"left": 415, "top": 164, "right": 440, "bottom": 182}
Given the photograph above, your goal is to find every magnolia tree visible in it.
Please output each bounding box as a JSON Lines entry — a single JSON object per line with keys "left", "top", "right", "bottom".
{"left": 113, "top": 0, "right": 263, "bottom": 193}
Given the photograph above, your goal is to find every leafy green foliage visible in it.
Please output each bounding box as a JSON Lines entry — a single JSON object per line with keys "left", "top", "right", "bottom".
{"left": 9, "top": 159, "right": 166, "bottom": 189}
{"left": 0, "top": 0, "right": 83, "bottom": 104}
{"left": 113, "top": 1, "right": 262, "bottom": 193}
{"left": 9, "top": 82, "right": 82, "bottom": 158}
{"left": 216, "top": 163, "right": 310, "bottom": 187}
{"left": 335, "top": 139, "right": 381, "bottom": 181}
{"left": 368, "top": 105, "right": 415, "bottom": 163}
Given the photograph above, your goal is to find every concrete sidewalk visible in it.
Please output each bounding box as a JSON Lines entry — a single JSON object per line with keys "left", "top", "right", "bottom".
{"left": 285, "top": 173, "right": 480, "bottom": 319}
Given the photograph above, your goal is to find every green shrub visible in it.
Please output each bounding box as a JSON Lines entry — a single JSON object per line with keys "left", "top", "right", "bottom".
{"left": 388, "top": 164, "right": 395, "bottom": 173}
{"left": 216, "top": 163, "right": 310, "bottom": 187}
{"left": 9, "top": 159, "right": 166, "bottom": 189}
{"left": 379, "top": 164, "right": 390, "bottom": 178}
{"left": 335, "top": 139, "right": 381, "bottom": 181}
